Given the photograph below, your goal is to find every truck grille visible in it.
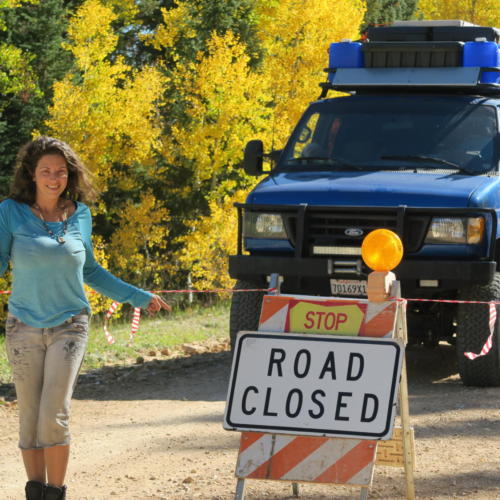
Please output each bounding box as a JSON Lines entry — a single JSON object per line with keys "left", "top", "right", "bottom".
{"left": 308, "top": 212, "right": 397, "bottom": 242}
{"left": 234, "top": 204, "right": 498, "bottom": 272}
{"left": 284, "top": 209, "right": 429, "bottom": 256}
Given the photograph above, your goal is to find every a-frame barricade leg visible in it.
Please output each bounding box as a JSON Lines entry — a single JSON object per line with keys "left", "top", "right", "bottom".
{"left": 359, "top": 486, "right": 369, "bottom": 500}
{"left": 234, "top": 478, "right": 246, "bottom": 500}
{"left": 395, "top": 297, "right": 416, "bottom": 500}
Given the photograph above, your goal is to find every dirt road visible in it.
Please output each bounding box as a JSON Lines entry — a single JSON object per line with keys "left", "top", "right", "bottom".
{"left": 1, "top": 343, "right": 499, "bottom": 499}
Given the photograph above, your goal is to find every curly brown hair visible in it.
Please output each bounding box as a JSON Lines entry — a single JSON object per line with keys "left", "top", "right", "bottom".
{"left": 9, "top": 136, "right": 98, "bottom": 205}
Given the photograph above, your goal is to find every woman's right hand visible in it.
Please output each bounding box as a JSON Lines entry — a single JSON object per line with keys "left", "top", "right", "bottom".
{"left": 146, "top": 294, "right": 171, "bottom": 315}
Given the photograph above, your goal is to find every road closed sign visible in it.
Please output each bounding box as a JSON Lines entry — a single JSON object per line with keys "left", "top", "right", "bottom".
{"left": 224, "top": 332, "right": 403, "bottom": 440}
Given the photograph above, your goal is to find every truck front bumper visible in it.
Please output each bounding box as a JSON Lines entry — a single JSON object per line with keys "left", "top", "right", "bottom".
{"left": 229, "top": 255, "right": 496, "bottom": 288}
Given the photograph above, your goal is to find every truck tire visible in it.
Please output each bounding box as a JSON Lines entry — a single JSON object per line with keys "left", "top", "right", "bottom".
{"left": 457, "top": 273, "right": 500, "bottom": 387}
{"left": 229, "top": 279, "right": 265, "bottom": 349}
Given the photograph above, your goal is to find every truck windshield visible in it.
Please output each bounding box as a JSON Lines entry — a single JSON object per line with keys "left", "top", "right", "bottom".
{"left": 280, "top": 96, "right": 499, "bottom": 175}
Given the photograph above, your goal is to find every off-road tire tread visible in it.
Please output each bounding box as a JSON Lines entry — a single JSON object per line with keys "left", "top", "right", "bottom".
{"left": 229, "top": 279, "right": 265, "bottom": 349}
{"left": 457, "top": 273, "right": 500, "bottom": 387}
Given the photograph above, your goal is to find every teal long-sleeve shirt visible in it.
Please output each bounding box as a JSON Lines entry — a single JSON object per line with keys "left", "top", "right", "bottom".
{"left": 0, "top": 198, "right": 153, "bottom": 328}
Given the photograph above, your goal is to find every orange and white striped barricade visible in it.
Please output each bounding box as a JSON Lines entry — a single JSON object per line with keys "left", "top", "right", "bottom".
{"left": 224, "top": 283, "right": 415, "bottom": 500}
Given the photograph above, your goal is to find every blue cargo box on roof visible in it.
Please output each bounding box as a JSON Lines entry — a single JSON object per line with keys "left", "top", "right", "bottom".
{"left": 327, "top": 21, "right": 500, "bottom": 89}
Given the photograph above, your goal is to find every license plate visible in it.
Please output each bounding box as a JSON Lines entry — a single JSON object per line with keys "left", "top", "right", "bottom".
{"left": 330, "top": 279, "right": 367, "bottom": 297}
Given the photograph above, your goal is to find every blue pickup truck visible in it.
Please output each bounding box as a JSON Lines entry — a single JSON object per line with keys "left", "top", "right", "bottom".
{"left": 229, "top": 20, "right": 500, "bottom": 387}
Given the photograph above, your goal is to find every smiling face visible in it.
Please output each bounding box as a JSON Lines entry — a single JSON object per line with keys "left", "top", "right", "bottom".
{"left": 33, "top": 154, "right": 69, "bottom": 203}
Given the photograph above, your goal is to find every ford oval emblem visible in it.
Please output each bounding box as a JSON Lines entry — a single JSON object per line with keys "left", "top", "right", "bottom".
{"left": 345, "top": 227, "right": 364, "bottom": 237}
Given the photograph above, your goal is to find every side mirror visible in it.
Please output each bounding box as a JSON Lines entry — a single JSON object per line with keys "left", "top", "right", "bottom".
{"left": 243, "top": 140, "right": 264, "bottom": 176}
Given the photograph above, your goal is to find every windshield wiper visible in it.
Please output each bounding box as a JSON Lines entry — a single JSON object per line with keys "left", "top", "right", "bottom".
{"left": 289, "top": 156, "right": 330, "bottom": 161}
{"left": 380, "top": 155, "right": 462, "bottom": 170}
{"left": 285, "top": 156, "right": 364, "bottom": 170}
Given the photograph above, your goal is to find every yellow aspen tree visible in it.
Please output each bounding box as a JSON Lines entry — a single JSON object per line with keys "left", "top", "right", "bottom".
{"left": 109, "top": 191, "right": 170, "bottom": 288}
{"left": 0, "top": 43, "right": 37, "bottom": 108}
{"left": 46, "top": 0, "right": 165, "bottom": 190}
{"left": 152, "top": 1, "right": 366, "bottom": 290}
{"left": 163, "top": 30, "right": 271, "bottom": 194}
{"left": 84, "top": 234, "right": 118, "bottom": 317}
{"left": 102, "top": 0, "right": 138, "bottom": 21}
{"left": 146, "top": 3, "right": 269, "bottom": 290}
{"left": 176, "top": 191, "right": 246, "bottom": 290}
{"left": 418, "top": 0, "right": 500, "bottom": 26}
{"left": 45, "top": 0, "right": 169, "bottom": 308}
{"left": 256, "top": 0, "right": 366, "bottom": 146}
{"left": 152, "top": 0, "right": 366, "bottom": 169}
{"left": 0, "top": 276, "right": 10, "bottom": 322}
{"left": 149, "top": 3, "right": 197, "bottom": 55}
{"left": 158, "top": 30, "right": 271, "bottom": 289}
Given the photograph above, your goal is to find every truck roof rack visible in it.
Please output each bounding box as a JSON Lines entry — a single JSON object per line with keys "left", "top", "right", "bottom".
{"left": 322, "top": 20, "right": 500, "bottom": 97}
{"left": 391, "top": 20, "right": 476, "bottom": 27}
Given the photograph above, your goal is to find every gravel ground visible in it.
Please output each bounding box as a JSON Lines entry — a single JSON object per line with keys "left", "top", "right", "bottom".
{"left": 0, "top": 343, "right": 499, "bottom": 499}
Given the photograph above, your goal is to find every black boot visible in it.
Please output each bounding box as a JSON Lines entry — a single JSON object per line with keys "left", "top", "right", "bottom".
{"left": 25, "top": 480, "right": 44, "bottom": 500}
{"left": 44, "top": 485, "right": 66, "bottom": 500}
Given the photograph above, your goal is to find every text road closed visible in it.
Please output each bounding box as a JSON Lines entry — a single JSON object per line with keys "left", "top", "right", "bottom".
{"left": 224, "top": 332, "right": 403, "bottom": 440}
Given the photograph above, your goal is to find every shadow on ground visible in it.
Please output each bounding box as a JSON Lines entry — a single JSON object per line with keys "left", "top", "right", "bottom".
{"left": 2, "top": 343, "right": 499, "bottom": 417}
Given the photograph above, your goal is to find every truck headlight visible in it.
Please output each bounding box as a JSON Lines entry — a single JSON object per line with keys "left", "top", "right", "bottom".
{"left": 243, "top": 212, "right": 287, "bottom": 239}
{"left": 425, "top": 217, "right": 484, "bottom": 244}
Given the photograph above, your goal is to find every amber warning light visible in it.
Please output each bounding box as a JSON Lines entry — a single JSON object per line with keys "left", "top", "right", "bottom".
{"left": 361, "top": 228, "right": 403, "bottom": 272}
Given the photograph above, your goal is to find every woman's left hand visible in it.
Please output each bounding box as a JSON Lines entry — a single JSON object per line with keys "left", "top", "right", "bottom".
{"left": 146, "top": 294, "right": 172, "bottom": 314}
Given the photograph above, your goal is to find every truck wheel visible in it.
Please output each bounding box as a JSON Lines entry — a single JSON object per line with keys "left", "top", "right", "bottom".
{"left": 457, "top": 273, "right": 500, "bottom": 387}
{"left": 229, "top": 279, "right": 265, "bottom": 349}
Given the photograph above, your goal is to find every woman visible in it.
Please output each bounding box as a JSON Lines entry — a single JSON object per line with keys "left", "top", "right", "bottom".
{"left": 0, "top": 136, "right": 170, "bottom": 500}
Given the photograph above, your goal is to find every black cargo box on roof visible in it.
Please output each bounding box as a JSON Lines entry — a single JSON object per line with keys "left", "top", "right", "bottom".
{"left": 368, "top": 26, "right": 499, "bottom": 43}
{"left": 363, "top": 42, "right": 463, "bottom": 68}
{"left": 434, "top": 26, "right": 500, "bottom": 42}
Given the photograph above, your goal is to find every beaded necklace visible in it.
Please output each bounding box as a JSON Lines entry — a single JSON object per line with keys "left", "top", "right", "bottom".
{"left": 33, "top": 203, "right": 68, "bottom": 245}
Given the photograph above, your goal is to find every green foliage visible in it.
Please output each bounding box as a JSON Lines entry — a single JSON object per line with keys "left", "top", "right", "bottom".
{"left": 148, "top": 0, "right": 262, "bottom": 66}
{"left": 362, "top": 0, "right": 418, "bottom": 31}
{"left": 0, "top": 0, "right": 74, "bottom": 198}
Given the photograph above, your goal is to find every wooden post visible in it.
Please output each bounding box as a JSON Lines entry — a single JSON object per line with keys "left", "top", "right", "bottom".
{"left": 367, "top": 270, "right": 396, "bottom": 302}
{"left": 396, "top": 297, "right": 416, "bottom": 500}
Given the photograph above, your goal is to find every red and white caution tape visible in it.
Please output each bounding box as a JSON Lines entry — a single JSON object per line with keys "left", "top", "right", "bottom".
{"left": 1, "top": 285, "right": 497, "bottom": 357}
{"left": 99, "top": 287, "right": 275, "bottom": 344}
{"left": 464, "top": 302, "right": 496, "bottom": 360}
{"left": 103, "top": 301, "right": 119, "bottom": 345}
{"left": 128, "top": 307, "right": 141, "bottom": 345}
{"left": 2, "top": 288, "right": 275, "bottom": 296}
{"left": 392, "top": 297, "right": 500, "bottom": 305}
{"left": 392, "top": 297, "right": 496, "bottom": 360}
{"left": 151, "top": 288, "right": 276, "bottom": 294}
